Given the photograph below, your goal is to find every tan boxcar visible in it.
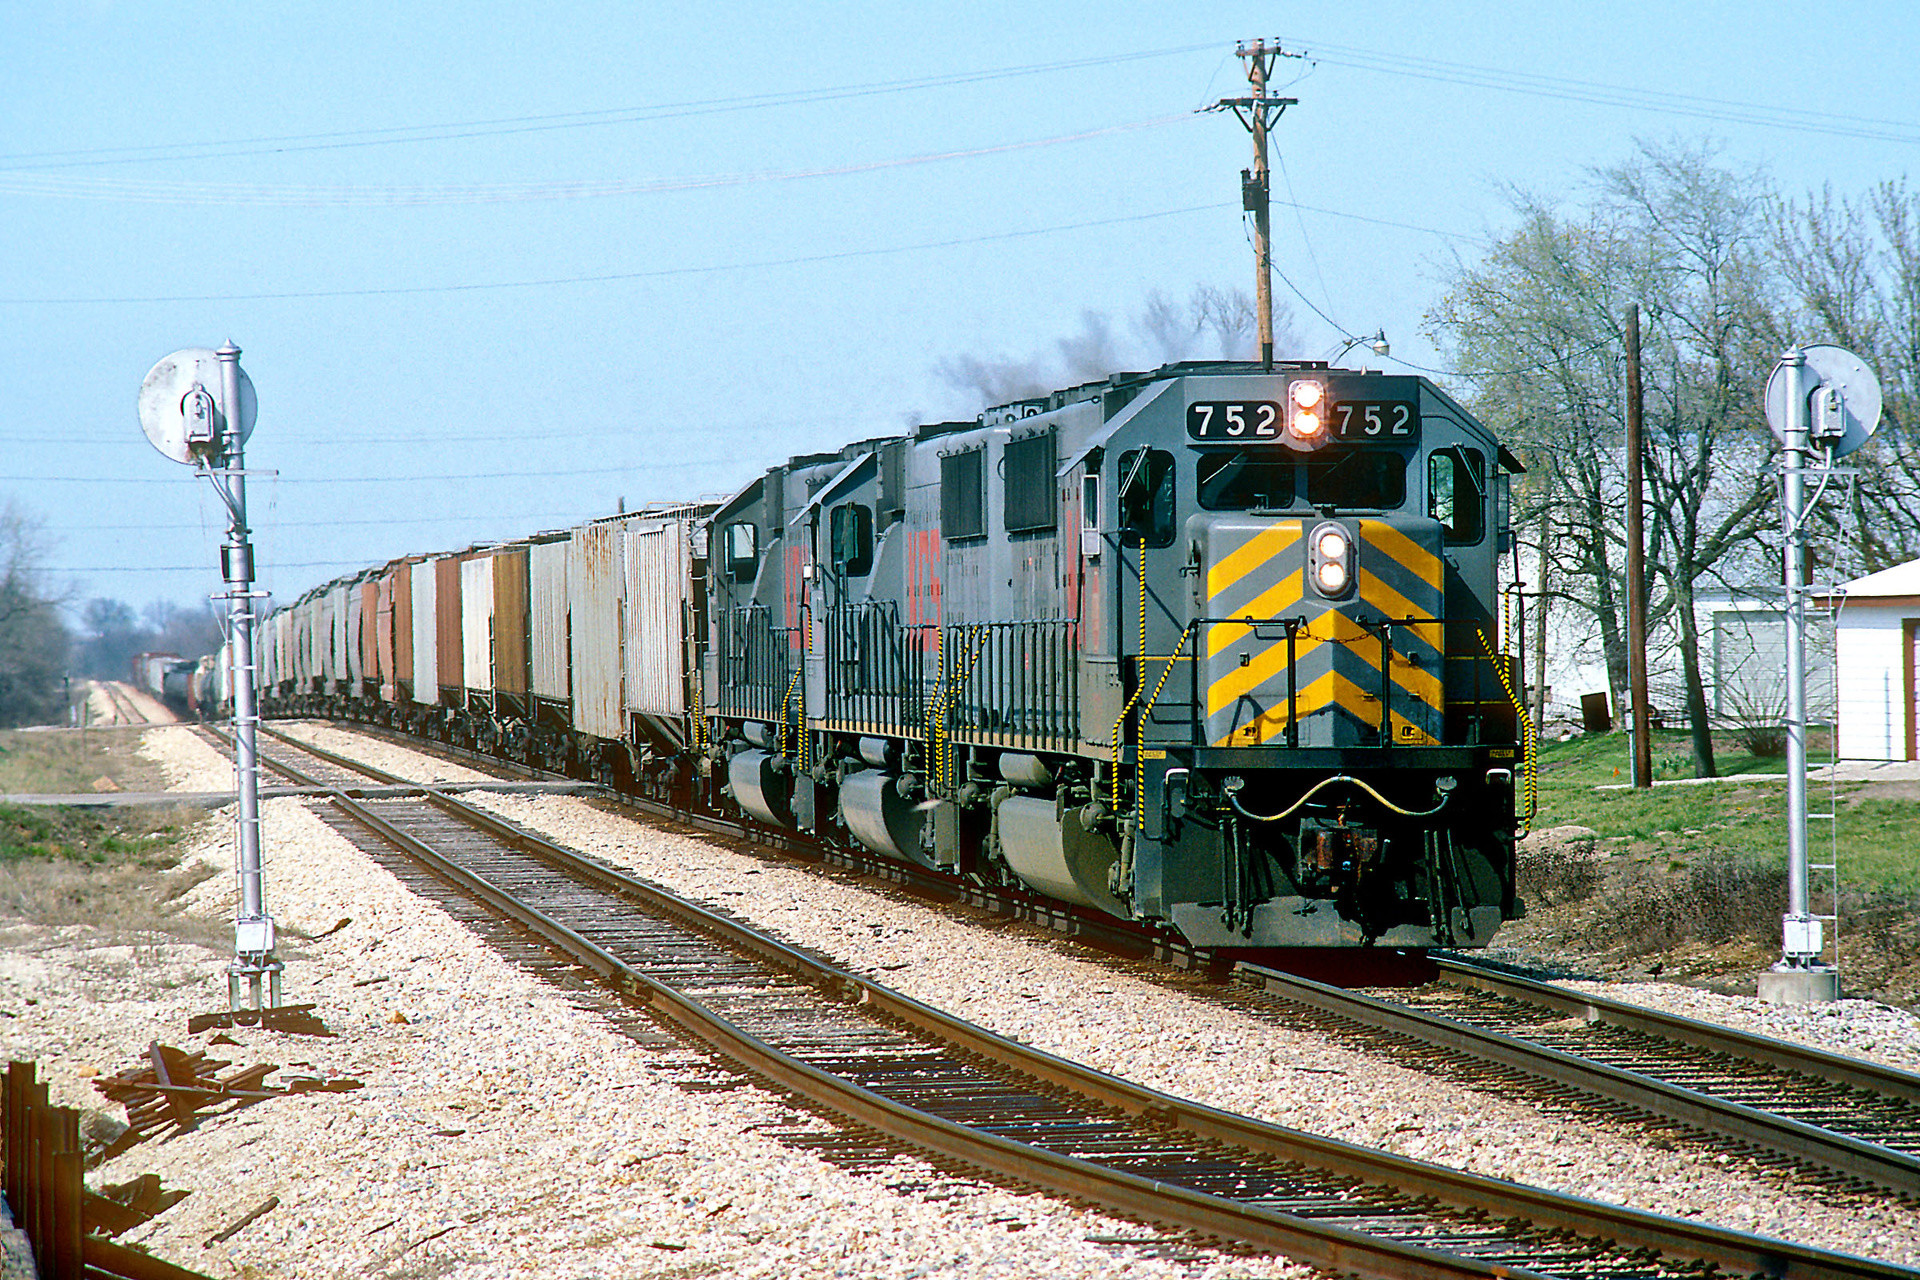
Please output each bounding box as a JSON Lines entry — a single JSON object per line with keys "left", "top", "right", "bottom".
{"left": 361, "top": 577, "right": 382, "bottom": 694}
{"left": 434, "top": 555, "right": 463, "bottom": 696}
{"left": 492, "top": 546, "right": 531, "bottom": 699}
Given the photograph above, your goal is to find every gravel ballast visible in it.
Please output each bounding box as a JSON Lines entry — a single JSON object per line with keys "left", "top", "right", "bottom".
{"left": 5, "top": 722, "right": 1914, "bottom": 1275}
{"left": 266, "top": 723, "right": 1920, "bottom": 1264}
{"left": 5, "top": 726, "right": 1302, "bottom": 1280}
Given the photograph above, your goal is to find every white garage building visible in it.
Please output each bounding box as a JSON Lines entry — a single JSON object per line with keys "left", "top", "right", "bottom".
{"left": 1828, "top": 559, "right": 1920, "bottom": 761}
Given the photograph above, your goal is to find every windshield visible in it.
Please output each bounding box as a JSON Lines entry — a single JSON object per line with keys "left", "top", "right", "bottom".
{"left": 1303, "top": 450, "right": 1406, "bottom": 510}
{"left": 1197, "top": 453, "right": 1292, "bottom": 510}
{"left": 1195, "top": 448, "right": 1408, "bottom": 511}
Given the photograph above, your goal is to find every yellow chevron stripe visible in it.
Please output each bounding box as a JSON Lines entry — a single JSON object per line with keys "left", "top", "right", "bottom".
{"left": 1337, "top": 636, "right": 1447, "bottom": 711}
{"left": 1206, "top": 521, "right": 1302, "bottom": 602}
{"left": 1215, "top": 669, "right": 1340, "bottom": 746}
{"left": 1224, "top": 669, "right": 1391, "bottom": 747}
{"left": 1360, "top": 519, "right": 1442, "bottom": 592}
{"left": 1206, "top": 609, "right": 1370, "bottom": 716}
{"left": 1357, "top": 569, "right": 1443, "bottom": 652}
{"left": 1206, "top": 570, "right": 1303, "bottom": 657}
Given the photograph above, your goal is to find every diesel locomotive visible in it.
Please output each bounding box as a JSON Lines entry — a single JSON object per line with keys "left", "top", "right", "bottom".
{"left": 255, "top": 359, "right": 1532, "bottom": 952}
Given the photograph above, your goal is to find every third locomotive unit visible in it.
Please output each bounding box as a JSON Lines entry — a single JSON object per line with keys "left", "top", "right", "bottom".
{"left": 257, "top": 359, "right": 1531, "bottom": 952}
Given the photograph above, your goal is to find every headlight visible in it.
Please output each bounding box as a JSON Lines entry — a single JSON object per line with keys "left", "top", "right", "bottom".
{"left": 1286, "top": 378, "right": 1332, "bottom": 449}
{"left": 1309, "top": 520, "right": 1354, "bottom": 599}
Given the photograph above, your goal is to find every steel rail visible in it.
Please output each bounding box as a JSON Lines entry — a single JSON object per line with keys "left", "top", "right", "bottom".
{"left": 265, "top": 721, "right": 1204, "bottom": 965}
{"left": 1236, "top": 961, "right": 1920, "bottom": 1201}
{"left": 243, "top": 726, "right": 1913, "bottom": 1280}
{"left": 273, "top": 724, "right": 1920, "bottom": 1200}
{"left": 1432, "top": 954, "right": 1920, "bottom": 1106}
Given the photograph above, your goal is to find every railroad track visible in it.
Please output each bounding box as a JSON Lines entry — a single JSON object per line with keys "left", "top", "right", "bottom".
{"left": 286, "top": 719, "right": 1920, "bottom": 1206}
{"left": 1231, "top": 956, "right": 1920, "bottom": 1203}
{"left": 100, "top": 682, "right": 149, "bottom": 726}
{"left": 213, "top": 722, "right": 1911, "bottom": 1280}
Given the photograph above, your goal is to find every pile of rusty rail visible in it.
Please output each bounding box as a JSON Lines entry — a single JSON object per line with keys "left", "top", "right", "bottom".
{"left": 3, "top": 1059, "right": 209, "bottom": 1280}
{"left": 94, "top": 1042, "right": 359, "bottom": 1150}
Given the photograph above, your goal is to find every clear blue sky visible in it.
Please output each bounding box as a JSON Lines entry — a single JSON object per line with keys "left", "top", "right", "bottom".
{"left": 3, "top": 1, "right": 1914, "bottom": 630}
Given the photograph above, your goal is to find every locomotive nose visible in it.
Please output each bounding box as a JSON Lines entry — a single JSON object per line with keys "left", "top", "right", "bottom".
{"left": 1199, "top": 514, "right": 1445, "bottom": 749}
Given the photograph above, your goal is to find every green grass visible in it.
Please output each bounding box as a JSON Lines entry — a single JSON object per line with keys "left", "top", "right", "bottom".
{"left": 0, "top": 731, "right": 220, "bottom": 948}
{"left": 0, "top": 802, "right": 184, "bottom": 867}
{"left": 1531, "top": 730, "right": 1920, "bottom": 899}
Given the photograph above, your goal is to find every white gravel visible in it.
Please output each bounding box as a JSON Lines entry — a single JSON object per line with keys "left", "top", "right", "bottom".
{"left": 268, "top": 722, "right": 1920, "bottom": 1264}
{"left": 438, "top": 786, "right": 1917, "bottom": 1265}
{"left": 139, "top": 724, "right": 235, "bottom": 793}
{"left": 3, "top": 726, "right": 1300, "bottom": 1280}
{"left": 1553, "top": 979, "right": 1920, "bottom": 1077}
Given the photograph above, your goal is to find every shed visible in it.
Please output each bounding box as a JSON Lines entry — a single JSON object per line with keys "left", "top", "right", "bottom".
{"left": 1827, "top": 558, "right": 1920, "bottom": 760}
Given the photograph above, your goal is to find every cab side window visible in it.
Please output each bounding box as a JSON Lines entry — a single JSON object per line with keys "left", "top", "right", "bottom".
{"left": 1117, "top": 448, "right": 1176, "bottom": 548}
{"left": 1428, "top": 448, "right": 1485, "bottom": 543}
{"left": 829, "top": 502, "right": 874, "bottom": 576}
{"left": 724, "top": 522, "right": 759, "bottom": 581}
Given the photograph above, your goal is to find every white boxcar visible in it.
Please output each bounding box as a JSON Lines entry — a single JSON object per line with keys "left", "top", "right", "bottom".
{"left": 410, "top": 558, "right": 438, "bottom": 703}
{"left": 327, "top": 581, "right": 351, "bottom": 688}
{"left": 345, "top": 575, "right": 364, "bottom": 687}
{"left": 568, "top": 518, "right": 627, "bottom": 740}
{"left": 313, "top": 590, "right": 336, "bottom": 686}
{"left": 460, "top": 552, "right": 495, "bottom": 693}
{"left": 530, "top": 536, "right": 570, "bottom": 703}
{"left": 623, "top": 518, "right": 692, "bottom": 717}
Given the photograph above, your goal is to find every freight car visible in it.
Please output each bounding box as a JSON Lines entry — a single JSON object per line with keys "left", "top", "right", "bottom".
{"left": 261, "top": 359, "right": 1533, "bottom": 953}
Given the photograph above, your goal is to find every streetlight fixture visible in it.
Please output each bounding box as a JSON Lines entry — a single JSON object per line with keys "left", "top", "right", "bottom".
{"left": 1328, "top": 329, "right": 1391, "bottom": 364}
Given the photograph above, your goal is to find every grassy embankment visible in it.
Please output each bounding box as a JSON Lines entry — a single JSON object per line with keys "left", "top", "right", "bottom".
{"left": 0, "top": 729, "right": 218, "bottom": 946}
{"left": 1516, "top": 728, "right": 1920, "bottom": 999}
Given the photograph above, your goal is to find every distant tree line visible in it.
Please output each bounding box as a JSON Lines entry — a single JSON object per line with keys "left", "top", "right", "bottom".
{"left": 74, "top": 597, "right": 224, "bottom": 684}
{"left": 0, "top": 498, "right": 226, "bottom": 728}
{"left": 1430, "top": 140, "right": 1919, "bottom": 778}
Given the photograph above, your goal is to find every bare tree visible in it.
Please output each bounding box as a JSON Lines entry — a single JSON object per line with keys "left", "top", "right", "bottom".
{"left": 1770, "top": 179, "right": 1920, "bottom": 573}
{"left": 1433, "top": 141, "right": 1780, "bottom": 776}
{"left": 0, "top": 501, "right": 69, "bottom": 727}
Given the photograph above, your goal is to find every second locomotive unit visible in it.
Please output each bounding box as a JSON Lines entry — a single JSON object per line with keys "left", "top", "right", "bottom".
{"left": 260, "top": 358, "right": 1529, "bottom": 953}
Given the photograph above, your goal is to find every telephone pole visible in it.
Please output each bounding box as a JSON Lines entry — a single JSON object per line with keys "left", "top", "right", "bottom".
{"left": 1214, "top": 39, "right": 1299, "bottom": 371}
{"left": 1624, "top": 304, "right": 1653, "bottom": 789}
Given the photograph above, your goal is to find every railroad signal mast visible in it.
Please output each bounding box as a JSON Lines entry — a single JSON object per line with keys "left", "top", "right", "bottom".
{"left": 1759, "top": 343, "right": 1882, "bottom": 1004}
{"left": 1215, "top": 39, "right": 1299, "bottom": 372}
{"left": 138, "top": 343, "right": 282, "bottom": 1014}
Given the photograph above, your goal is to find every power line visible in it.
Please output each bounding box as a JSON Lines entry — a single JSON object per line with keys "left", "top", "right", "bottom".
{"left": 1, "top": 462, "right": 718, "bottom": 483}
{"left": 0, "top": 199, "right": 1239, "bottom": 304}
{"left": 1289, "top": 37, "right": 1920, "bottom": 144}
{"left": 55, "top": 560, "right": 372, "bottom": 573}
{"left": 0, "top": 194, "right": 1482, "bottom": 308}
{"left": 0, "top": 43, "right": 1221, "bottom": 171}
{"left": 0, "top": 114, "right": 1193, "bottom": 207}
{"left": 43, "top": 511, "right": 603, "bottom": 532}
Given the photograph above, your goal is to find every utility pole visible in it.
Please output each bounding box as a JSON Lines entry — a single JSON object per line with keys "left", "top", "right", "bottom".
{"left": 1214, "top": 40, "right": 1299, "bottom": 372}
{"left": 1624, "top": 304, "right": 1653, "bottom": 789}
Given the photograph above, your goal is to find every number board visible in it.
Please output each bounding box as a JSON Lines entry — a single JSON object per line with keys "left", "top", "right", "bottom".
{"left": 1185, "top": 399, "right": 1420, "bottom": 444}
